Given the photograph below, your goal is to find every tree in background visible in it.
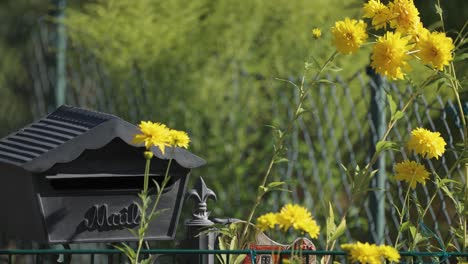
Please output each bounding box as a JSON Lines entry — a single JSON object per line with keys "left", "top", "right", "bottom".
{"left": 62, "top": 0, "right": 365, "bottom": 220}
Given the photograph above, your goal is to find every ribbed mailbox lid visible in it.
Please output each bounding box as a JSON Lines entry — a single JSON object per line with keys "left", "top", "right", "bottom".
{"left": 0, "top": 105, "right": 205, "bottom": 172}
{"left": 0, "top": 106, "right": 205, "bottom": 243}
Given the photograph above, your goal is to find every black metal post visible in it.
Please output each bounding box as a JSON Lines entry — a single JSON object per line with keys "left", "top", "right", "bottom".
{"left": 184, "top": 177, "right": 217, "bottom": 264}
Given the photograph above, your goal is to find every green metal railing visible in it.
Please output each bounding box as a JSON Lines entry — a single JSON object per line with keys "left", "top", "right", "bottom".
{"left": 1, "top": 249, "right": 468, "bottom": 264}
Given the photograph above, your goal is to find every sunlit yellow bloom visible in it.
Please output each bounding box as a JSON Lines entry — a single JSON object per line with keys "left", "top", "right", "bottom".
{"left": 312, "top": 28, "right": 322, "bottom": 39}
{"left": 276, "top": 204, "right": 320, "bottom": 239}
{"left": 342, "top": 242, "right": 381, "bottom": 264}
{"left": 362, "top": 0, "right": 391, "bottom": 29}
{"left": 168, "top": 129, "right": 190, "bottom": 149}
{"left": 296, "top": 217, "right": 321, "bottom": 238}
{"left": 133, "top": 121, "right": 171, "bottom": 153}
{"left": 410, "top": 22, "right": 430, "bottom": 43}
{"left": 388, "top": 0, "right": 421, "bottom": 34}
{"left": 379, "top": 245, "right": 400, "bottom": 262}
{"left": 417, "top": 31, "right": 455, "bottom": 71}
{"left": 394, "top": 160, "right": 430, "bottom": 189}
{"left": 371, "top": 31, "right": 412, "bottom": 80}
{"left": 331, "top": 18, "right": 368, "bottom": 54}
{"left": 407, "top": 127, "right": 446, "bottom": 159}
{"left": 256, "top": 212, "right": 278, "bottom": 231}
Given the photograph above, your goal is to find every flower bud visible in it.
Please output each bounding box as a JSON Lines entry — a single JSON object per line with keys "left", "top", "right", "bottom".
{"left": 144, "top": 151, "right": 154, "bottom": 159}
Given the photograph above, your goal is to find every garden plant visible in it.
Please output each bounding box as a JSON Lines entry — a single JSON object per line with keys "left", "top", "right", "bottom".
{"left": 115, "top": 0, "right": 467, "bottom": 263}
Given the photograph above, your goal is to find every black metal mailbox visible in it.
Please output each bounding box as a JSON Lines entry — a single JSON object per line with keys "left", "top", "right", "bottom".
{"left": 0, "top": 106, "right": 205, "bottom": 243}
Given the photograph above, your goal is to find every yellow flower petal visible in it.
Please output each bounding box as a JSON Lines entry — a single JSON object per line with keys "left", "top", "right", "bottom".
{"left": 417, "top": 31, "right": 454, "bottom": 71}
{"left": 342, "top": 242, "right": 382, "bottom": 264}
{"left": 388, "top": 0, "right": 421, "bottom": 34}
{"left": 312, "top": 28, "right": 322, "bottom": 39}
{"left": 276, "top": 204, "right": 320, "bottom": 239}
{"left": 331, "top": 18, "right": 368, "bottom": 54}
{"left": 407, "top": 127, "right": 446, "bottom": 159}
{"left": 370, "top": 31, "right": 412, "bottom": 80}
{"left": 362, "top": 0, "right": 391, "bottom": 30}
{"left": 256, "top": 213, "right": 279, "bottom": 231}
{"left": 168, "top": 129, "right": 190, "bottom": 149}
{"left": 394, "top": 160, "right": 430, "bottom": 189}
{"left": 132, "top": 121, "right": 171, "bottom": 152}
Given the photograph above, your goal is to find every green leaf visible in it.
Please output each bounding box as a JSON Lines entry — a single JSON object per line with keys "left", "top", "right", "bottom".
{"left": 114, "top": 243, "right": 136, "bottom": 260}
{"left": 454, "top": 53, "right": 468, "bottom": 62}
{"left": 295, "top": 107, "right": 307, "bottom": 116}
{"left": 400, "top": 221, "right": 412, "bottom": 232}
{"left": 393, "top": 110, "right": 404, "bottom": 121}
{"left": 435, "top": 4, "right": 443, "bottom": 16}
{"left": 387, "top": 94, "right": 397, "bottom": 116}
{"left": 274, "top": 157, "right": 289, "bottom": 164}
{"left": 233, "top": 254, "right": 247, "bottom": 264}
{"left": 329, "top": 217, "right": 346, "bottom": 242}
{"left": 152, "top": 179, "right": 161, "bottom": 193}
{"left": 375, "top": 140, "right": 397, "bottom": 153}
{"left": 326, "top": 66, "right": 343, "bottom": 72}
{"left": 326, "top": 203, "right": 336, "bottom": 243}
{"left": 218, "top": 237, "right": 227, "bottom": 250}
{"left": 229, "top": 235, "right": 238, "bottom": 250}
{"left": 396, "top": 239, "right": 407, "bottom": 250}
{"left": 267, "top": 181, "right": 286, "bottom": 189}
{"left": 317, "top": 79, "right": 335, "bottom": 85}
{"left": 128, "top": 228, "right": 138, "bottom": 238}
{"left": 409, "top": 225, "right": 416, "bottom": 239}
{"left": 258, "top": 185, "right": 268, "bottom": 195}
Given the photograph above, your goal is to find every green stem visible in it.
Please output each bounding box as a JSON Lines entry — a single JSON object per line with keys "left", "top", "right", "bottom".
{"left": 435, "top": 1, "right": 467, "bottom": 251}
{"left": 412, "top": 184, "right": 440, "bottom": 250}
{"left": 464, "top": 164, "right": 468, "bottom": 251}
{"left": 239, "top": 51, "right": 338, "bottom": 249}
{"left": 150, "top": 158, "right": 173, "bottom": 216}
{"left": 363, "top": 72, "right": 439, "bottom": 180}
{"left": 239, "top": 74, "right": 307, "bottom": 246}
{"left": 135, "top": 156, "right": 152, "bottom": 264}
{"left": 395, "top": 184, "right": 412, "bottom": 248}
{"left": 143, "top": 156, "right": 151, "bottom": 194}
{"left": 362, "top": 91, "right": 418, "bottom": 187}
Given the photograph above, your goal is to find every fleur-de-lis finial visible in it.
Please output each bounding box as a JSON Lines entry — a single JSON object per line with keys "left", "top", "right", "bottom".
{"left": 186, "top": 177, "right": 217, "bottom": 225}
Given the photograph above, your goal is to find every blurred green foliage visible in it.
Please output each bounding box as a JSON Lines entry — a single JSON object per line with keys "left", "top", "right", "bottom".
{"left": 62, "top": 0, "right": 366, "bottom": 220}
{"left": 0, "top": 0, "right": 49, "bottom": 135}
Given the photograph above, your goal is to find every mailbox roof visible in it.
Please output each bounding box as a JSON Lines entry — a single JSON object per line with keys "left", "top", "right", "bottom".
{"left": 0, "top": 105, "right": 205, "bottom": 172}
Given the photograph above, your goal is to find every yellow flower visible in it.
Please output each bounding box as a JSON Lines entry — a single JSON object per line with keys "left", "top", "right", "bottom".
{"left": 394, "top": 160, "right": 430, "bottom": 189}
{"left": 296, "top": 218, "right": 321, "bottom": 239}
{"left": 370, "top": 31, "right": 412, "bottom": 80}
{"left": 379, "top": 245, "right": 400, "bottom": 262}
{"left": 312, "top": 28, "right": 322, "bottom": 39}
{"left": 341, "top": 242, "right": 381, "bottom": 264}
{"left": 331, "top": 18, "right": 368, "bottom": 54}
{"left": 417, "top": 31, "right": 455, "bottom": 71}
{"left": 362, "top": 0, "right": 391, "bottom": 29}
{"left": 388, "top": 0, "right": 421, "bottom": 34}
{"left": 407, "top": 127, "right": 446, "bottom": 159}
{"left": 168, "top": 129, "right": 190, "bottom": 149}
{"left": 133, "top": 121, "right": 171, "bottom": 153}
{"left": 409, "top": 22, "right": 429, "bottom": 43}
{"left": 276, "top": 204, "right": 320, "bottom": 239}
{"left": 256, "top": 212, "right": 278, "bottom": 231}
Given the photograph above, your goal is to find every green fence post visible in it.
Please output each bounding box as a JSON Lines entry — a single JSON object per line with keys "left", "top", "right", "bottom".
{"left": 367, "top": 66, "right": 387, "bottom": 244}
{"left": 53, "top": 0, "right": 67, "bottom": 108}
